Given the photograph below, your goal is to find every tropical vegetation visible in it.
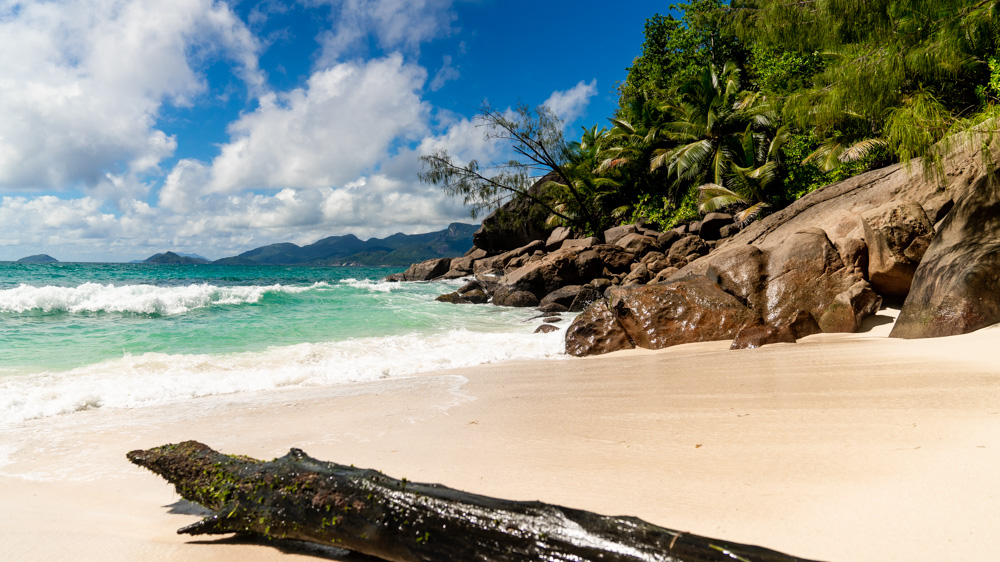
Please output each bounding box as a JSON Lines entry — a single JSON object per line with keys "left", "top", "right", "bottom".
{"left": 421, "top": 0, "right": 1000, "bottom": 237}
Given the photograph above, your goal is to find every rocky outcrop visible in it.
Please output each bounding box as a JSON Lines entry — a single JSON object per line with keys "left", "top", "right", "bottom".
{"left": 473, "top": 174, "right": 558, "bottom": 253}
{"left": 386, "top": 257, "right": 452, "bottom": 281}
{"left": 891, "top": 171, "right": 1000, "bottom": 338}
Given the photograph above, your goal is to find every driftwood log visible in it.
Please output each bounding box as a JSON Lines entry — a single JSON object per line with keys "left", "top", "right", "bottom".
{"left": 128, "top": 441, "right": 820, "bottom": 562}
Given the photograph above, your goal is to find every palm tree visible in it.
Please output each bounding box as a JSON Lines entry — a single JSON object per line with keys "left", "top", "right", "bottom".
{"left": 650, "top": 62, "right": 788, "bottom": 223}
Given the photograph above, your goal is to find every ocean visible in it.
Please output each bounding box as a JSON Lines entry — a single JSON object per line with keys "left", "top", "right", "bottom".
{"left": 0, "top": 262, "right": 568, "bottom": 426}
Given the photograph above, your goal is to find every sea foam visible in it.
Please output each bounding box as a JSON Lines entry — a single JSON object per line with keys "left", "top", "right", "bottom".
{"left": 0, "top": 282, "right": 328, "bottom": 315}
{"left": 0, "top": 325, "right": 569, "bottom": 425}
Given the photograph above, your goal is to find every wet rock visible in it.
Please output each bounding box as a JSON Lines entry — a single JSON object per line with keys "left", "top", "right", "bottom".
{"left": 535, "top": 324, "right": 560, "bottom": 334}
{"left": 604, "top": 276, "right": 761, "bottom": 351}
{"left": 892, "top": 172, "right": 1000, "bottom": 338}
{"left": 565, "top": 300, "right": 634, "bottom": 357}
{"left": 754, "top": 228, "right": 865, "bottom": 328}
{"left": 730, "top": 323, "right": 796, "bottom": 350}
{"left": 568, "top": 285, "right": 602, "bottom": 312}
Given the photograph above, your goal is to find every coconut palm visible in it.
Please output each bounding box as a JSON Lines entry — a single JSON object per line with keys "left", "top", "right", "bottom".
{"left": 652, "top": 62, "right": 775, "bottom": 194}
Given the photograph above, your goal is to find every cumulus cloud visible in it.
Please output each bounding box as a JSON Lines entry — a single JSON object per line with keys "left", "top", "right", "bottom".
{"left": 0, "top": 0, "right": 262, "bottom": 191}
{"left": 160, "top": 54, "right": 430, "bottom": 209}
{"left": 313, "top": 0, "right": 459, "bottom": 64}
{"left": 542, "top": 79, "right": 598, "bottom": 126}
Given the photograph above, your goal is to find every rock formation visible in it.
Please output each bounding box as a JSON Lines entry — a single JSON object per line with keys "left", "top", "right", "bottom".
{"left": 392, "top": 138, "right": 1000, "bottom": 354}
{"left": 891, "top": 171, "right": 1000, "bottom": 338}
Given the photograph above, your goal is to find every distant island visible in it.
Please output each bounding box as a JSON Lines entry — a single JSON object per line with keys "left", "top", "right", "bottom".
{"left": 16, "top": 254, "right": 59, "bottom": 264}
{"left": 140, "top": 223, "right": 477, "bottom": 267}
{"left": 143, "top": 252, "right": 211, "bottom": 265}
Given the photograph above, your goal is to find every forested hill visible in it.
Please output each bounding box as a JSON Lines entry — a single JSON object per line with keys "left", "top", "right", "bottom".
{"left": 213, "top": 223, "right": 477, "bottom": 267}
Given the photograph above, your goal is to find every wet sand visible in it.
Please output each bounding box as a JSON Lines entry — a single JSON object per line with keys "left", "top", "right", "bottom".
{"left": 2, "top": 307, "right": 999, "bottom": 561}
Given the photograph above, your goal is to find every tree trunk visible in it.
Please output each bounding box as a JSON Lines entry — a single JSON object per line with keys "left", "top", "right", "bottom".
{"left": 128, "top": 441, "right": 820, "bottom": 562}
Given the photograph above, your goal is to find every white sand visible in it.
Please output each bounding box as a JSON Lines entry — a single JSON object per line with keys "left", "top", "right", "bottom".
{"left": 2, "top": 307, "right": 1000, "bottom": 561}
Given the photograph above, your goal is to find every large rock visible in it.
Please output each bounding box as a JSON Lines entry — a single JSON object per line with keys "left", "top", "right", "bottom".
{"left": 862, "top": 199, "right": 935, "bottom": 298}
{"left": 545, "top": 226, "right": 573, "bottom": 250}
{"left": 604, "top": 224, "right": 638, "bottom": 245}
{"left": 616, "top": 233, "right": 657, "bottom": 255}
{"left": 565, "top": 276, "right": 762, "bottom": 356}
{"left": 666, "top": 228, "right": 879, "bottom": 334}
{"left": 698, "top": 213, "right": 733, "bottom": 241}
{"left": 693, "top": 138, "right": 1000, "bottom": 267}
{"left": 539, "top": 285, "right": 585, "bottom": 310}
{"left": 667, "top": 235, "right": 709, "bottom": 265}
{"left": 492, "top": 286, "right": 540, "bottom": 307}
{"left": 473, "top": 174, "right": 557, "bottom": 253}
{"left": 473, "top": 240, "right": 545, "bottom": 274}
{"left": 753, "top": 228, "right": 864, "bottom": 328}
{"left": 891, "top": 171, "right": 1000, "bottom": 338}
{"left": 817, "top": 281, "right": 883, "bottom": 333}
{"left": 392, "top": 257, "right": 452, "bottom": 281}
{"left": 565, "top": 300, "right": 635, "bottom": 357}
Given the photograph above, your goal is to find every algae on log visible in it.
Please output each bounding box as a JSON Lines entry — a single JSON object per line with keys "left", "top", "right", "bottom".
{"left": 127, "top": 441, "right": 820, "bottom": 562}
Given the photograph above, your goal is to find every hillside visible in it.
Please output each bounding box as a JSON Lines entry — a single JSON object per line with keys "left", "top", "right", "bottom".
{"left": 144, "top": 252, "right": 211, "bottom": 265}
{"left": 16, "top": 254, "right": 59, "bottom": 264}
{"left": 213, "top": 223, "right": 477, "bottom": 267}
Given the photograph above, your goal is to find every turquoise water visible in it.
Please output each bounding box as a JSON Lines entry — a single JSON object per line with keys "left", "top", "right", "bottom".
{"left": 0, "top": 262, "right": 567, "bottom": 424}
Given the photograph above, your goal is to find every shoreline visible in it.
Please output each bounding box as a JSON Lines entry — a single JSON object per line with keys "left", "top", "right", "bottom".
{"left": 3, "top": 307, "right": 1000, "bottom": 561}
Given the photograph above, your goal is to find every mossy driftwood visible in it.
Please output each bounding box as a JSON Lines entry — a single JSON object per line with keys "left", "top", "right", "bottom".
{"left": 128, "top": 441, "right": 820, "bottom": 562}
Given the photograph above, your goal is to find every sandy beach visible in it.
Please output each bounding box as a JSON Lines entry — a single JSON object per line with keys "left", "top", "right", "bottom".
{"left": 2, "top": 307, "right": 999, "bottom": 561}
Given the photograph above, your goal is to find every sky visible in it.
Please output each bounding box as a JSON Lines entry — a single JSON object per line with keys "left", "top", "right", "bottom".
{"left": 0, "top": 0, "right": 670, "bottom": 262}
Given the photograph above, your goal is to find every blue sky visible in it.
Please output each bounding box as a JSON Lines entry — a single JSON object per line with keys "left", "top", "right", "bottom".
{"left": 0, "top": 0, "right": 670, "bottom": 262}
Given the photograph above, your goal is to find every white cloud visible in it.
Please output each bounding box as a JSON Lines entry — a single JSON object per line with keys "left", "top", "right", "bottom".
{"left": 313, "top": 0, "right": 459, "bottom": 64}
{"left": 429, "top": 54, "right": 460, "bottom": 91}
{"left": 542, "top": 79, "right": 598, "bottom": 126}
{"left": 159, "top": 53, "right": 430, "bottom": 208}
{"left": 0, "top": 0, "right": 262, "bottom": 191}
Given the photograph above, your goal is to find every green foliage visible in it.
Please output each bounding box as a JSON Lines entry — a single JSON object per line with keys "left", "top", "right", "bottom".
{"left": 727, "top": 0, "right": 1000, "bottom": 166}
{"left": 619, "top": 0, "right": 747, "bottom": 108}
{"left": 745, "top": 44, "right": 825, "bottom": 97}
{"left": 419, "top": 104, "right": 617, "bottom": 236}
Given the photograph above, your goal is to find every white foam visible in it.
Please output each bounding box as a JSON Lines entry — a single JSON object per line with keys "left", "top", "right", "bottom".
{"left": 0, "top": 325, "right": 570, "bottom": 425}
{"left": 340, "top": 278, "right": 404, "bottom": 293}
{"left": 0, "top": 282, "right": 328, "bottom": 315}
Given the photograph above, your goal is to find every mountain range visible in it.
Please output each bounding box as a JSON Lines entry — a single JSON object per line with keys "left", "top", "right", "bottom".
{"left": 145, "top": 223, "right": 478, "bottom": 266}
